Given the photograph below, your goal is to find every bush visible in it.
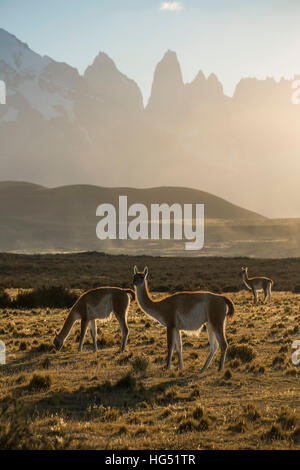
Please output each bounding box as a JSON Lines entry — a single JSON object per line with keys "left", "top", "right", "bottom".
{"left": 192, "top": 405, "right": 205, "bottom": 420}
{"left": 115, "top": 372, "right": 137, "bottom": 390}
{"left": 261, "top": 424, "right": 285, "bottom": 442}
{"left": 244, "top": 403, "right": 261, "bottom": 422}
{"left": 292, "top": 427, "right": 300, "bottom": 445}
{"left": 28, "top": 374, "right": 52, "bottom": 392}
{"left": 178, "top": 418, "right": 200, "bottom": 433}
{"left": 228, "top": 417, "right": 248, "bottom": 433}
{"left": 0, "top": 398, "right": 34, "bottom": 449}
{"left": 131, "top": 356, "right": 149, "bottom": 372}
{"left": 222, "top": 285, "right": 240, "bottom": 293}
{"left": 0, "top": 289, "right": 11, "bottom": 308}
{"left": 277, "top": 407, "right": 299, "bottom": 431}
{"left": 227, "top": 345, "right": 256, "bottom": 363}
{"left": 12, "top": 286, "right": 77, "bottom": 309}
{"left": 178, "top": 417, "right": 210, "bottom": 433}
{"left": 223, "top": 369, "right": 232, "bottom": 380}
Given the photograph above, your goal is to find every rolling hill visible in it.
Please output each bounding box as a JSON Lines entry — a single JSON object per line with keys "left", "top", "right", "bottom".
{"left": 0, "top": 181, "right": 265, "bottom": 253}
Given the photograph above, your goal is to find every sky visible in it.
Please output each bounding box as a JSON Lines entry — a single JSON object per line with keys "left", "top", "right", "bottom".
{"left": 1, "top": 0, "right": 300, "bottom": 104}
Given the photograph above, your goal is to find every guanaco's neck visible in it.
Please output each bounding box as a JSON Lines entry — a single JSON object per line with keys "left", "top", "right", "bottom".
{"left": 135, "top": 281, "right": 166, "bottom": 323}
{"left": 58, "top": 310, "right": 78, "bottom": 340}
{"left": 242, "top": 271, "right": 252, "bottom": 288}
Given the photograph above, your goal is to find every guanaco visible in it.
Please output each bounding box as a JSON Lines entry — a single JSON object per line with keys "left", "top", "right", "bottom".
{"left": 241, "top": 267, "right": 273, "bottom": 303}
{"left": 133, "top": 266, "right": 235, "bottom": 372}
{"left": 53, "top": 287, "right": 135, "bottom": 352}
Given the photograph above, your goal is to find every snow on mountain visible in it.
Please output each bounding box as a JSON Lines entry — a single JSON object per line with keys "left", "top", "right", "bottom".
{"left": 0, "top": 28, "right": 77, "bottom": 120}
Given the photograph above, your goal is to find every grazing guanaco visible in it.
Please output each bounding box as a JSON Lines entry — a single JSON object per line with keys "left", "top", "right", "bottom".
{"left": 53, "top": 287, "right": 135, "bottom": 352}
{"left": 133, "top": 266, "right": 235, "bottom": 372}
{"left": 241, "top": 267, "right": 273, "bottom": 303}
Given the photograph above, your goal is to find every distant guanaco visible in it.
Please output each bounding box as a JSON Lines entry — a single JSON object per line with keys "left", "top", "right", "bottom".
{"left": 53, "top": 287, "right": 135, "bottom": 352}
{"left": 241, "top": 267, "right": 273, "bottom": 303}
{"left": 133, "top": 266, "right": 235, "bottom": 372}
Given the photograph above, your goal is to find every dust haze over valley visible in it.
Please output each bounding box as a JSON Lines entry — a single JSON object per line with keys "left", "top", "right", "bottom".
{"left": 1, "top": 27, "right": 300, "bottom": 223}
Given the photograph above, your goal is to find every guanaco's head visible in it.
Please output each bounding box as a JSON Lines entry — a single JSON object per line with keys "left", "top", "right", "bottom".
{"left": 53, "top": 331, "right": 64, "bottom": 351}
{"left": 240, "top": 266, "right": 248, "bottom": 276}
{"left": 133, "top": 266, "right": 148, "bottom": 287}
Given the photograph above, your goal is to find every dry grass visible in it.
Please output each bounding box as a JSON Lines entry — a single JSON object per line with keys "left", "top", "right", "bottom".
{"left": 0, "top": 288, "right": 299, "bottom": 450}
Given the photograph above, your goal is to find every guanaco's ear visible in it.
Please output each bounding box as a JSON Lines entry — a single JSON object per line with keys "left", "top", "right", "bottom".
{"left": 143, "top": 266, "right": 148, "bottom": 278}
{"left": 134, "top": 265, "right": 138, "bottom": 274}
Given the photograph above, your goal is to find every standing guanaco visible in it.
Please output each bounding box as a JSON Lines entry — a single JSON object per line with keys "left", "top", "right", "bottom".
{"left": 133, "top": 266, "right": 235, "bottom": 372}
{"left": 53, "top": 287, "right": 135, "bottom": 352}
{"left": 241, "top": 267, "right": 273, "bottom": 303}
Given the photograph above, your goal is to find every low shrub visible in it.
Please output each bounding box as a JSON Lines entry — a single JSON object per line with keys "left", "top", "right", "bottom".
{"left": 228, "top": 417, "right": 248, "bottom": 433}
{"left": 131, "top": 356, "right": 149, "bottom": 372}
{"left": 28, "top": 374, "right": 52, "bottom": 392}
{"left": 0, "top": 289, "right": 11, "bottom": 308}
{"left": 277, "top": 407, "right": 299, "bottom": 431}
{"left": 115, "top": 372, "right": 137, "bottom": 390}
{"left": 12, "top": 286, "right": 77, "bottom": 309}
{"left": 0, "top": 398, "right": 33, "bottom": 449}
{"left": 261, "top": 424, "right": 286, "bottom": 442}
{"left": 227, "top": 345, "right": 256, "bottom": 363}
{"left": 244, "top": 403, "right": 261, "bottom": 422}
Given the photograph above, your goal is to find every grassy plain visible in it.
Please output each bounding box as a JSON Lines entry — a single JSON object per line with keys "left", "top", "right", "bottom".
{"left": 0, "top": 253, "right": 299, "bottom": 450}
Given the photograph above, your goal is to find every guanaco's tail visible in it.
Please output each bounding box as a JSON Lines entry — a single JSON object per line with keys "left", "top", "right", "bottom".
{"left": 125, "top": 289, "right": 136, "bottom": 302}
{"left": 222, "top": 296, "right": 235, "bottom": 318}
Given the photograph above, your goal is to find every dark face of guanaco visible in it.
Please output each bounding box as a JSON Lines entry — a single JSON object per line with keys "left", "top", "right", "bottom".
{"left": 133, "top": 266, "right": 148, "bottom": 287}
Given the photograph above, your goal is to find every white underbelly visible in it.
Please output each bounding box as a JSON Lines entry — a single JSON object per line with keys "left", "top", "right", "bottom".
{"left": 176, "top": 306, "right": 206, "bottom": 331}
{"left": 87, "top": 295, "right": 112, "bottom": 320}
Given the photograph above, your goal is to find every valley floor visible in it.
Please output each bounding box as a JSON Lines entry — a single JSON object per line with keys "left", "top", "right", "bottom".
{"left": 0, "top": 290, "right": 299, "bottom": 450}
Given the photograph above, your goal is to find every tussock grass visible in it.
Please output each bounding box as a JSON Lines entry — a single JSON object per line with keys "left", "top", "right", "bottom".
{"left": 0, "top": 268, "right": 299, "bottom": 450}
{"left": 131, "top": 356, "right": 149, "bottom": 372}
{"left": 277, "top": 407, "right": 299, "bottom": 431}
{"left": 28, "top": 374, "right": 52, "bottom": 392}
{"left": 243, "top": 403, "right": 262, "bottom": 422}
{"left": 0, "top": 289, "right": 10, "bottom": 308}
{"left": 228, "top": 417, "right": 248, "bottom": 433}
{"left": 12, "top": 286, "right": 77, "bottom": 309}
{"left": 114, "top": 372, "right": 137, "bottom": 391}
{"left": 261, "top": 424, "right": 286, "bottom": 442}
{"left": 227, "top": 344, "right": 256, "bottom": 363}
{"left": 0, "top": 399, "right": 34, "bottom": 449}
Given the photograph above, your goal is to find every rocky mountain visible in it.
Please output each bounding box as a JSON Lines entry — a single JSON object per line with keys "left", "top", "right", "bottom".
{"left": 0, "top": 28, "right": 300, "bottom": 218}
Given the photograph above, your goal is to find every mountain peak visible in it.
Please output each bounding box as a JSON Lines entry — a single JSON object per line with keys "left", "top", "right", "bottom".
{"left": 92, "top": 51, "right": 116, "bottom": 68}
{"left": 83, "top": 51, "right": 143, "bottom": 111}
{"left": 193, "top": 70, "right": 206, "bottom": 82}
{"left": 0, "top": 27, "right": 28, "bottom": 48}
{"left": 163, "top": 49, "right": 178, "bottom": 60}
{"left": 146, "top": 50, "right": 184, "bottom": 114}
{"left": 0, "top": 27, "right": 51, "bottom": 74}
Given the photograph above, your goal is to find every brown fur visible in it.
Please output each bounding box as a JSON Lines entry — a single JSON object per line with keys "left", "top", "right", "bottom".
{"left": 133, "top": 266, "right": 235, "bottom": 372}
{"left": 53, "top": 287, "right": 134, "bottom": 352}
{"left": 241, "top": 267, "right": 273, "bottom": 303}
